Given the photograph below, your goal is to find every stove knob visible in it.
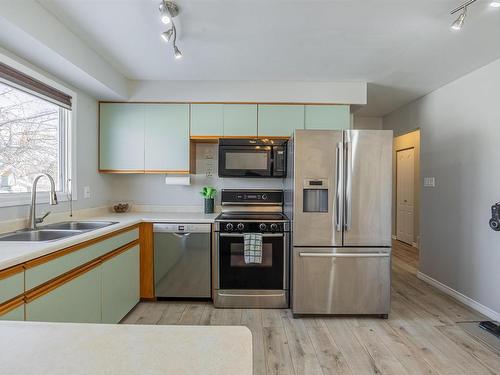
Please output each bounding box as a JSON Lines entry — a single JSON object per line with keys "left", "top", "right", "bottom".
{"left": 237, "top": 223, "right": 245, "bottom": 231}
{"left": 225, "top": 223, "right": 234, "bottom": 231}
{"left": 259, "top": 223, "right": 267, "bottom": 231}
{"left": 262, "top": 194, "right": 268, "bottom": 200}
{"left": 270, "top": 223, "right": 278, "bottom": 231}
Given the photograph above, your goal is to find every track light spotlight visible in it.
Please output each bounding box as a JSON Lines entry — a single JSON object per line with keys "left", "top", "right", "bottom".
{"left": 161, "top": 29, "right": 174, "bottom": 42}
{"left": 174, "top": 45, "right": 182, "bottom": 59}
{"left": 159, "top": 7, "right": 171, "bottom": 24}
{"left": 451, "top": 7, "right": 467, "bottom": 30}
{"left": 158, "top": 1, "right": 179, "bottom": 25}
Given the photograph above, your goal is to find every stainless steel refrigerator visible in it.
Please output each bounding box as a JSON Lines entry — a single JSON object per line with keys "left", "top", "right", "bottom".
{"left": 287, "top": 129, "right": 393, "bottom": 317}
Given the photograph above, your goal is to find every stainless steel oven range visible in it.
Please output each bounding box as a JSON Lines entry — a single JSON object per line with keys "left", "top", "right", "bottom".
{"left": 214, "top": 189, "right": 290, "bottom": 308}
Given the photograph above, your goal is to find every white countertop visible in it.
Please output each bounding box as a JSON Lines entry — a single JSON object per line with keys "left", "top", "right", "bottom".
{"left": 0, "top": 211, "right": 218, "bottom": 270}
{"left": 0, "top": 321, "right": 252, "bottom": 375}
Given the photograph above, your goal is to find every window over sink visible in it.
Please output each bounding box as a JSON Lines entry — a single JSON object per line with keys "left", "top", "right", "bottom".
{"left": 0, "top": 62, "right": 73, "bottom": 207}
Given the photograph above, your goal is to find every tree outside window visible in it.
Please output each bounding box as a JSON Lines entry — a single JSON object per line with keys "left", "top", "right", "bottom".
{"left": 0, "top": 81, "right": 68, "bottom": 194}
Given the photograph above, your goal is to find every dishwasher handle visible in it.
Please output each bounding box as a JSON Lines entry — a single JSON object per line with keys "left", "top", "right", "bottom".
{"left": 153, "top": 223, "right": 211, "bottom": 233}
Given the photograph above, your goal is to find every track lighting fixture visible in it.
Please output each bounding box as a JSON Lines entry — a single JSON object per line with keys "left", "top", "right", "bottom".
{"left": 158, "top": 1, "right": 182, "bottom": 60}
{"left": 158, "top": 1, "right": 178, "bottom": 25}
{"left": 174, "top": 45, "right": 182, "bottom": 59}
{"left": 449, "top": 0, "right": 499, "bottom": 31}
{"left": 451, "top": 6, "right": 467, "bottom": 30}
{"left": 161, "top": 29, "right": 173, "bottom": 42}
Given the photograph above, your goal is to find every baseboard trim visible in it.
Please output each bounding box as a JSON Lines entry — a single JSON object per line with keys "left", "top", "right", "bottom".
{"left": 417, "top": 271, "right": 500, "bottom": 322}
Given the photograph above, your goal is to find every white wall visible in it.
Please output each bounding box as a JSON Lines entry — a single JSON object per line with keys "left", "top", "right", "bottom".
{"left": 0, "top": 0, "right": 128, "bottom": 99}
{"left": 383, "top": 57, "right": 500, "bottom": 318}
{"left": 353, "top": 116, "right": 383, "bottom": 130}
{"left": 129, "top": 80, "right": 367, "bottom": 104}
{"left": 0, "top": 48, "right": 113, "bottom": 222}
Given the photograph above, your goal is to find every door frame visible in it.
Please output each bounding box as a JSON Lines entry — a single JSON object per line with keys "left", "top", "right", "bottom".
{"left": 395, "top": 147, "right": 415, "bottom": 245}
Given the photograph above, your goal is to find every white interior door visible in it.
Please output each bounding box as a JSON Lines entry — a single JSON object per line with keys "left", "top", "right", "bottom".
{"left": 396, "top": 148, "right": 414, "bottom": 245}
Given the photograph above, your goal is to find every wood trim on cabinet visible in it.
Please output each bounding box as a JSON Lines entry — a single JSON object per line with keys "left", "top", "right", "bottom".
{"left": 143, "top": 170, "right": 190, "bottom": 174}
{"left": 100, "top": 239, "right": 140, "bottom": 262}
{"left": 99, "top": 101, "right": 351, "bottom": 106}
{"left": 99, "top": 169, "right": 145, "bottom": 174}
{"left": 99, "top": 169, "right": 190, "bottom": 174}
{"left": 25, "top": 259, "right": 102, "bottom": 303}
{"left": 0, "top": 296, "right": 24, "bottom": 315}
{"left": 190, "top": 136, "right": 290, "bottom": 140}
{"left": 24, "top": 224, "right": 140, "bottom": 269}
{"left": 139, "top": 223, "right": 155, "bottom": 299}
{"left": 0, "top": 264, "right": 24, "bottom": 281}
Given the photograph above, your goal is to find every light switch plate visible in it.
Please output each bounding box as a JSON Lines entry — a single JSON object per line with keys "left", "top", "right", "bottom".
{"left": 83, "top": 186, "right": 91, "bottom": 198}
{"left": 424, "top": 177, "right": 436, "bottom": 187}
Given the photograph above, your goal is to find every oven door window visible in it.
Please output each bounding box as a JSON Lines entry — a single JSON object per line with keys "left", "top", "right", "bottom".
{"left": 219, "top": 235, "right": 284, "bottom": 290}
{"left": 219, "top": 147, "right": 272, "bottom": 177}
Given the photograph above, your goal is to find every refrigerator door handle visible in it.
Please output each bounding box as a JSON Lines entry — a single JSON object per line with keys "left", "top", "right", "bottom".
{"left": 299, "top": 252, "right": 390, "bottom": 258}
{"left": 344, "top": 141, "right": 352, "bottom": 231}
{"left": 335, "top": 142, "right": 342, "bottom": 231}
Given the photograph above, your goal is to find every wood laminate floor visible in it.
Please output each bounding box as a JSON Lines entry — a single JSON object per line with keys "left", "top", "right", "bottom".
{"left": 122, "top": 240, "right": 500, "bottom": 375}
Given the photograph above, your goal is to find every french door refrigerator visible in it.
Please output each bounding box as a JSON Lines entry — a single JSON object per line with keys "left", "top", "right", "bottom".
{"left": 290, "top": 129, "right": 393, "bottom": 316}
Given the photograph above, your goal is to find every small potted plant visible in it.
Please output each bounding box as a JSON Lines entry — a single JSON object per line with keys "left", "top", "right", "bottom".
{"left": 200, "top": 186, "right": 217, "bottom": 214}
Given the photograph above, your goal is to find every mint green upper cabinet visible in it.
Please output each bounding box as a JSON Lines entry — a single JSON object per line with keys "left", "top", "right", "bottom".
{"left": 191, "top": 104, "right": 224, "bottom": 137}
{"left": 26, "top": 266, "right": 101, "bottom": 324}
{"left": 101, "top": 245, "right": 140, "bottom": 324}
{"left": 144, "top": 104, "right": 190, "bottom": 172}
{"left": 258, "top": 105, "right": 304, "bottom": 137}
{"left": 305, "top": 105, "right": 350, "bottom": 130}
{"left": 100, "top": 103, "right": 145, "bottom": 171}
{"left": 223, "top": 105, "right": 258, "bottom": 136}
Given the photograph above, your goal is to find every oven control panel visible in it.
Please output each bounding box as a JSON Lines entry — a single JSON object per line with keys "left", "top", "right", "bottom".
{"left": 221, "top": 190, "right": 283, "bottom": 204}
{"left": 220, "top": 222, "right": 285, "bottom": 233}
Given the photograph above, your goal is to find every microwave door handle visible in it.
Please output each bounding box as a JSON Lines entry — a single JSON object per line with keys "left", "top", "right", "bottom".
{"left": 335, "top": 142, "right": 342, "bottom": 232}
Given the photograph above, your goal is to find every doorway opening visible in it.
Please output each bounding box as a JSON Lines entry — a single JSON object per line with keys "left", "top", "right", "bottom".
{"left": 393, "top": 129, "right": 420, "bottom": 268}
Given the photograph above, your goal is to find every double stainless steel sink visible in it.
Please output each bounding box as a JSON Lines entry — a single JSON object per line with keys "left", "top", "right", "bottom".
{"left": 0, "top": 221, "right": 118, "bottom": 242}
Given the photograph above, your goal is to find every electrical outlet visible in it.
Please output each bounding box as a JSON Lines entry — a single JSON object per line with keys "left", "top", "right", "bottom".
{"left": 423, "top": 177, "right": 435, "bottom": 187}
{"left": 83, "top": 186, "right": 91, "bottom": 199}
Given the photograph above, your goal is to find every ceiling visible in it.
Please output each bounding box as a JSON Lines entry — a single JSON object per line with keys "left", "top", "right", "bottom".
{"left": 37, "top": 0, "right": 500, "bottom": 116}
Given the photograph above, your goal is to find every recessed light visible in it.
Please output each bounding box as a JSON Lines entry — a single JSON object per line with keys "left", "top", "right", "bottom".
{"left": 490, "top": 1, "right": 500, "bottom": 7}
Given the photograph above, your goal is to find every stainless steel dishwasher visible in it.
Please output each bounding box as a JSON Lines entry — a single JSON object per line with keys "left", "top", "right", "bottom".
{"left": 153, "top": 223, "right": 211, "bottom": 299}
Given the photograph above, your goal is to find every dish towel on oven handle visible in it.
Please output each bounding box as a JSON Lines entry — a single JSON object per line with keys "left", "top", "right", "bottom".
{"left": 244, "top": 233, "right": 263, "bottom": 264}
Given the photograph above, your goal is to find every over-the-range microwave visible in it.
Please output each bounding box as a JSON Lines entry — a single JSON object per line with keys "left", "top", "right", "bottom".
{"left": 218, "top": 138, "right": 287, "bottom": 178}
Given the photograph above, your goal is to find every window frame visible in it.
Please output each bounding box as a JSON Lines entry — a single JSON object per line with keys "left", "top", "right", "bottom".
{"left": 0, "top": 54, "right": 77, "bottom": 208}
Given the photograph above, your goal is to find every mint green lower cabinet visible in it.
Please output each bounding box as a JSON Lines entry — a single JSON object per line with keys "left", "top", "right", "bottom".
{"left": 25, "top": 228, "right": 139, "bottom": 291}
{"left": 305, "top": 105, "right": 350, "bottom": 130}
{"left": 0, "top": 271, "right": 24, "bottom": 305}
{"left": 0, "top": 304, "right": 24, "bottom": 321}
{"left": 223, "top": 104, "right": 258, "bottom": 136}
{"left": 26, "top": 266, "right": 101, "bottom": 324}
{"left": 190, "top": 104, "right": 224, "bottom": 137}
{"left": 101, "top": 245, "right": 140, "bottom": 324}
{"left": 144, "top": 104, "right": 190, "bottom": 172}
{"left": 258, "top": 105, "right": 304, "bottom": 137}
{"left": 99, "top": 103, "right": 145, "bottom": 171}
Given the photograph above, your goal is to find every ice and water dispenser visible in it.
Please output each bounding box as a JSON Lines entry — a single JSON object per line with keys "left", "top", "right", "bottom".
{"left": 303, "top": 179, "right": 329, "bottom": 213}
